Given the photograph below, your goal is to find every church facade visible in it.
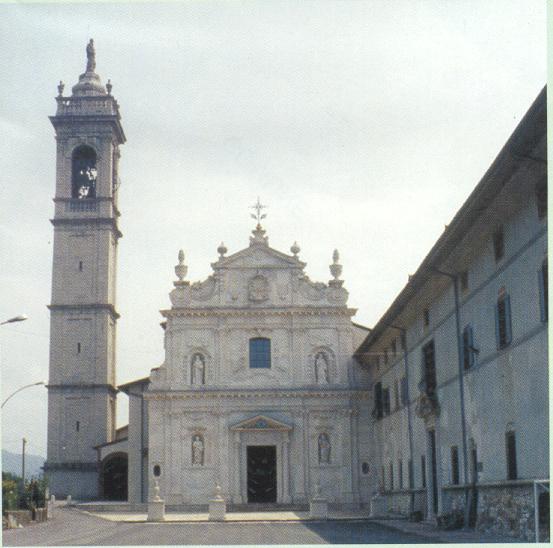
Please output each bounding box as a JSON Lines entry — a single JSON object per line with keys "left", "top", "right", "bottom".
{"left": 140, "top": 221, "right": 370, "bottom": 506}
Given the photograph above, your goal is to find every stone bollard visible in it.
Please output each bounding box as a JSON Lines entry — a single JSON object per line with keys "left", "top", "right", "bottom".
{"left": 369, "top": 492, "right": 387, "bottom": 517}
{"left": 208, "top": 485, "right": 226, "bottom": 521}
{"left": 147, "top": 479, "right": 165, "bottom": 522}
{"left": 48, "top": 495, "right": 56, "bottom": 519}
{"left": 309, "top": 483, "right": 328, "bottom": 520}
{"left": 66, "top": 495, "right": 72, "bottom": 506}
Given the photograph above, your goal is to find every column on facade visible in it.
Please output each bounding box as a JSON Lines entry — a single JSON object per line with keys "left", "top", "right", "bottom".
{"left": 350, "top": 408, "right": 361, "bottom": 504}
{"left": 281, "top": 433, "right": 291, "bottom": 503}
{"left": 292, "top": 410, "right": 306, "bottom": 502}
{"left": 340, "top": 409, "right": 354, "bottom": 503}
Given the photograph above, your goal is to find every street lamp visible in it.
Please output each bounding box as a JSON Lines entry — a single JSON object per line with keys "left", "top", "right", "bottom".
{"left": 1, "top": 381, "right": 47, "bottom": 408}
{"left": 0, "top": 315, "right": 28, "bottom": 325}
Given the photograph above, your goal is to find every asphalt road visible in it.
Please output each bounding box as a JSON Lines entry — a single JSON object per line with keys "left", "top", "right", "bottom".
{"left": 3, "top": 508, "right": 434, "bottom": 545}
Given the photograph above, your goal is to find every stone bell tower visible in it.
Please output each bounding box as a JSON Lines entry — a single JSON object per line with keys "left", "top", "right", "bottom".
{"left": 45, "top": 40, "right": 126, "bottom": 499}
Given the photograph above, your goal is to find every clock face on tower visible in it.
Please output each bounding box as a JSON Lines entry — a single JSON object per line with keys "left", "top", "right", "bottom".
{"left": 72, "top": 145, "right": 97, "bottom": 199}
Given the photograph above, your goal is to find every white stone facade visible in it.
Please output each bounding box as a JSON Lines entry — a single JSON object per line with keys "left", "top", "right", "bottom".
{"left": 143, "top": 226, "right": 371, "bottom": 507}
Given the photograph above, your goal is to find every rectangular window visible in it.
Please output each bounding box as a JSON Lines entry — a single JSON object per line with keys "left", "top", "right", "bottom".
{"left": 421, "top": 340, "right": 437, "bottom": 397}
{"left": 421, "top": 455, "right": 426, "bottom": 488}
{"left": 408, "top": 459, "right": 414, "bottom": 489}
{"left": 460, "top": 270, "right": 469, "bottom": 292}
{"left": 506, "top": 431, "right": 518, "bottom": 480}
{"left": 451, "top": 446, "right": 460, "bottom": 485}
{"left": 539, "top": 260, "right": 548, "bottom": 322}
{"left": 400, "top": 376, "right": 408, "bottom": 406}
{"left": 536, "top": 180, "right": 547, "bottom": 219}
{"left": 373, "top": 382, "right": 383, "bottom": 419}
{"left": 78, "top": 260, "right": 83, "bottom": 272}
{"left": 423, "top": 308, "right": 430, "bottom": 328}
{"left": 462, "top": 325, "right": 475, "bottom": 369}
{"left": 249, "top": 338, "right": 271, "bottom": 368}
{"left": 394, "top": 380, "right": 400, "bottom": 410}
{"left": 77, "top": 342, "right": 81, "bottom": 354}
{"left": 382, "top": 387, "right": 391, "bottom": 416}
{"left": 389, "top": 461, "right": 394, "bottom": 491}
{"left": 399, "top": 459, "right": 403, "bottom": 489}
{"left": 493, "top": 227, "right": 504, "bottom": 262}
{"left": 495, "top": 293, "right": 513, "bottom": 349}
{"left": 76, "top": 421, "right": 80, "bottom": 432}
{"left": 381, "top": 466, "right": 385, "bottom": 492}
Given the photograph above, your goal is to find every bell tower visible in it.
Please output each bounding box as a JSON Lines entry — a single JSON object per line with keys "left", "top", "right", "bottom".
{"left": 45, "top": 40, "right": 126, "bottom": 499}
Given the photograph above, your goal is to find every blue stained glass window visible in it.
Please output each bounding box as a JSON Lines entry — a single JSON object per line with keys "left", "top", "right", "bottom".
{"left": 249, "top": 338, "right": 271, "bottom": 368}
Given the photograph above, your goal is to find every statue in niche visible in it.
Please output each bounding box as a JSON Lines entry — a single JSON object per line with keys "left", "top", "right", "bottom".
{"left": 191, "top": 354, "right": 205, "bottom": 385}
{"left": 192, "top": 434, "right": 204, "bottom": 465}
{"left": 315, "top": 352, "right": 330, "bottom": 384}
{"left": 318, "top": 433, "right": 331, "bottom": 464}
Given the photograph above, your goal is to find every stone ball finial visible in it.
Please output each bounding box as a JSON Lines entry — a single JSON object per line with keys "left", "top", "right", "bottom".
{"left": 290, "top": 241, "right": 300, "bottom": 257}
{"left": 106, "top": 79, "right": 112, "bottom": 95}
{"left": 175, "top": 249, "right": 188, "bottom": 281}
{"left": 217, "top": 242, "right": 227, "bottom": 258}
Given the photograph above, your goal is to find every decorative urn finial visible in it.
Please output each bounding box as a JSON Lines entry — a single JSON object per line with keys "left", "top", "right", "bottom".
{"left": 106, "top": 79, "right": 112, "bottom": 95}
{"left": 217, "top": 242, "right": 227, "bottom": 258}
{"left": 329, "top": 249, "right": 343, "bottom": 286}
{"left": 153, "top": 478, "right": 161, "bottom": 502}
{"left": 174, "top": 249, "right": 188, "bottom": 281}
{"left": 290, "top": 241, "right": 300, "bottom": 257}
{"left": 57, "top": 81, "right": 65, "bottom": 97}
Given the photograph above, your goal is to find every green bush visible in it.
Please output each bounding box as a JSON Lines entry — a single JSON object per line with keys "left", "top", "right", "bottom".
{"left": 2, "top": 474, "right": 19, "bottom": 513}
{"left": 2, "top": 473, "right": 48, "bottom": 513}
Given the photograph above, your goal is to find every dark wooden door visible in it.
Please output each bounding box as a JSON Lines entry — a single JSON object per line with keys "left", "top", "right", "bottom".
{"left": 247, "top": 446, "right": 277, "bottom": 503}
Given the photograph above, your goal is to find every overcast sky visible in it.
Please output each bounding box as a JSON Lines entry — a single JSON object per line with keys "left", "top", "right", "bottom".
{"left": 0, "top": 1, "right": 546, "bottom": 459}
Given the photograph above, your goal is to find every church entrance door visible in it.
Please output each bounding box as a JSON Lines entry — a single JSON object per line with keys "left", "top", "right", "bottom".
{"left": 247, "top": 446, "right": 277, "bottom": 503}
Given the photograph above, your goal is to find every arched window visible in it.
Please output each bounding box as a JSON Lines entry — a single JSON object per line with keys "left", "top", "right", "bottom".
{"left": 249, "top": 337, "right": 271, "bottom": 368}
{"left": 72, "top": 146, "right": 97, "bottom": 199}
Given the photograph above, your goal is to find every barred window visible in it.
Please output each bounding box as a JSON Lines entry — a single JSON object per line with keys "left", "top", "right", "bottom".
{"left": 493, "top": 227, "right": 505, "bottom": 262}
{"left": 495, "top": 292, "right": 512, "bottom": 349}
{"left": 462, "top": 325, "right": 475, "bottom": 369}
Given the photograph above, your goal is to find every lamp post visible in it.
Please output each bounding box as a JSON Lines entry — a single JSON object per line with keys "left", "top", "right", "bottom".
{"left": 1, "top": 381, "right": 47, "bottom": 409}
{"left": 0, "top": 315, "right": 28, "bottom": 325}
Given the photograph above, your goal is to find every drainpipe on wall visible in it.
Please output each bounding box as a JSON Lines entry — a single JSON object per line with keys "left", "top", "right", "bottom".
{"left": 432, "top": 268, "right": 470, "bottom": 526}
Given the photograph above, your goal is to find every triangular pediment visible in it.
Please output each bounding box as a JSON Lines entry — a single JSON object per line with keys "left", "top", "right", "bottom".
{"left": 214, "top": 245, "right": 305, "bottom": 270}
{"left": 230, "top": 414, "right": 293, "bottom": 431}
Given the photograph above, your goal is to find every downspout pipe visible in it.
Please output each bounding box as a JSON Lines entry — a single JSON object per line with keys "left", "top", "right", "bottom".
{"left": 432, "top": 268, "right": 470, "bottom": 527}
{"left": 388, "top": 324, "right": 415, "bottom": 515}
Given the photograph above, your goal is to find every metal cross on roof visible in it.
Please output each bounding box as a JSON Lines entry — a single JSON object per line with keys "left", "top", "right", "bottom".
{"left": 250, "top": 196, "right": 267, "bottom": 224}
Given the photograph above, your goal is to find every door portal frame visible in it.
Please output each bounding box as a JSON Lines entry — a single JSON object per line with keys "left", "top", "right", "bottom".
{"left": 230, "top": 415, "right": 292, "bottom": 504}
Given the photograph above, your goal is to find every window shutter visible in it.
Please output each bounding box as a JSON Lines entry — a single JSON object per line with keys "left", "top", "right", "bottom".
{"left": 494, "top": 302, "right": 501, "bottom": 350}
{"left": 504, "top": 295, "right": 512, "bottom": 345}
{"left": 538, "top": 268, "right": 546, "bottom": 323}
{"left": 468, "top": 325, "right": 474, "bottom": 367}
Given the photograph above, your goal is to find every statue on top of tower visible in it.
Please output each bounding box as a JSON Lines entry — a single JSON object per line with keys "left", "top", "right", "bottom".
{"left": 86, "top": 39, "right": 96, "bottom": 72}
